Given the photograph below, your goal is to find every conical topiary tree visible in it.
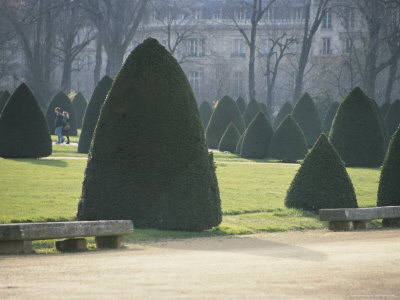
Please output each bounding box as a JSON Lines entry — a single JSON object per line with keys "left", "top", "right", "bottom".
{"left": 274, "top": 102, "right": 293, "bottom": 129}
{"left": 329, "top": 87, "right": 385, "bottom": 167}
{"left": 323, "top": 101, "right": 339, "bottom": 134}
{"left": 72, "top": 92, "right": 88, "bottom": 129}
{"left": 258, "top": 102, "right": 271, "bottom": 121}
{"left": 243, "top": 98, "right": 261, "bottom": 126}
{"left": 78, "top": 75, "right": 113, "bottom": 154}
{"left": 206, "top": 95, "right": 245, "bottom": 149}
{"left": 285, "top": 134, "right": 358, "bottom": 212}
{"left": 269, "top": 115, "right": 308, "bottom": 162}
{"left": 0, "top": 83, "right": 51, "bottom": 158}
{"left": 46, "top": 91, "right": 77, "bottom": 136}
{"left": 235, "top": 131, "right": 245, "bottom": 154}
{"left": 236, "top": 96, "right": 247, "bottom": 114}
{"left": 241, "top": 112, "right": 274, "bottom": 159}
{"left": 0, "top": 90, "right": 11, "bottom": 114}
{"left": 218, "top": 122, "right": 240, "bottom": 153}
{"left": 384, "top": 99, "right": 400, "bottom": 138}
{"left": 77, "top": 38, "right": 222, "bottom": 231}
{"left": 380, "top": 102, "right": 391, "bottom": 118}
{"left": 292, "top": 93, "right": 322, "bottom": 148}
{"left": 199, "top": 101, "right": 213, "bottom": 128}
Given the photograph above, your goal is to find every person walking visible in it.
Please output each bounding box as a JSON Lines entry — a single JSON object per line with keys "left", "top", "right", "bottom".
{"left": 54, "top": 107, "right": 65, "bottom": 144}
{"left": 62, "top": 111, "right": 71, "bottom": 144}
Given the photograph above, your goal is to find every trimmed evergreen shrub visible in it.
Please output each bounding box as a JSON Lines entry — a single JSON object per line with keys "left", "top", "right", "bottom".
{"left": 285, "top": 134, "right": 358, "bottom": 212}
{"left": 72, "top": 92, "right": 88, "bottom": 129}
{"left": 329, "top": 87, "right": 385, "bottom": 167}
{"left": 78, "top": 75, "right": 113, "bottom": 154}
{"left": 269, "top": 115, "right": 308, "bottom": 162}
{"left": 370, "top": 97, "right": 389, "bottom": 150}
{"left": 206, "top": 95, "right": 245, "bottom": 149}
{"left": 46, "top": 91, "right": 77, "bottom": 136}
{"left": 235, "top": 132, "right": 245, "bottom": 154}
{"left": 378, "top": 125, "right": 400, "bottom": 208}
{"left": 292, "top": 93, "right": 322, "bottom": 148}
{"left": 199, "top": 101, "right": 213, "bottom": 128}
{"left": 243, "top": 98, "right": 261, "bottom": 126}
{"left": 274, "top": 102, "right": 293, "bottom": 129}
{"left": 218, "top": 122, "right": 240, "bottom": 153}
{"left": 241, "top": 112, "right": 274, "bottom": 159}
{"left": 77, "top": 38, "right": 222, "bottom": 231}
{"left": 236, "top": 96, "right": 247, "bottom": 114}
{"left": 380, "top": 102, "right": 391, "bottom": 118}
{"left": 258, "top": 102, "right": 272, "bottom": 123}
{"left": 0, "top": 90, "right": 11, "bottom": 114}
{"left": 384, "top": 99, "right": 400, "bottom": 138}
{"left": 0, "top": 83, "right": 51, "bottom": 158}
{"left": 323, "top": 101, "right": 339, "bottom": 134}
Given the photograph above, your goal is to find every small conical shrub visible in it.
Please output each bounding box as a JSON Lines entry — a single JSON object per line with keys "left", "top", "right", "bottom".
{"left": 78, "top": 38, "right": 221, "bottom": 231}
{"left": 384, "top": 99, "right": 400, "bottom": 138}
{"left": 377, "top": 125, "right": 400, "bottom": 208}
{"left": 78, "top": 75, "right": 113, "bottom": 154}
{"left": 46, "top": 91, "right": 77, "bottom": 136}
{"left": 206, "top": 95, "right": 245, "bottom": 149}
{"left": 269, "top": 115, "right": 308, "bottom": 162}
{"left": 380, "top": 102, "right": 391, "bottom": 118}
{"left": 258, "top": 102, "right": 271, "bottom": 121}
{"left": 218, "top": 122, "right": 240, "bottom": 153}
{"left": 0, "top": 83, "right": 51, "bottom": 158}
{"left": 285, "top": 134, "right": 358, "bottom": 212}
{"left": 199, "top": 101, "right": 213, "bottom": 128}
{"left": 243, "top": 98, "right": 261, "bottom": 126}
{"left": 72, "top": 92, "right": 88, "bottom": 129}
{"left": 323, "top": 101, "right": 339, "bottom": 134}
{"left": 292, "top": 93, "right": 322, "bottom": 148}
{"left": 236, "top": 96, "right": 247, "bottom": 114}
{"left": 329, "top": 87, "right": 385, "bottom": 167}
{"left": 274, "top": 102, "right": 293, "bottom": 129}
{"left": 0, "top": 90, "right": 11, "bottom": 114}
{"left": 241, "top": 112, "right": 274, "bottom": 159}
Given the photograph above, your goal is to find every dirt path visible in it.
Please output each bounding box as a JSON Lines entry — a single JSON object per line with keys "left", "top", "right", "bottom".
{"left": 1, "top": 230, "right": 400, "bottom": 299}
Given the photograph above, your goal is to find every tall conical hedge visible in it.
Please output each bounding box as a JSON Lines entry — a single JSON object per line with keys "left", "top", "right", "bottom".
{"left": 199, "top": 101, "right": 213, "bottom": 128}
{"left": 78, "top": 75, "right": 113, "bottom": 154}
{"left": 46, "top": 91, "right": 77, "bottom": 136}
{"left": 78, "top": 38, "right": 222, "bottom": 231}
{"left": 235, "top": 131, "right": 245, "bottom": 154}
{"left": 0, "top": 83, "right": 51, "bottom": 158}
{"left": 218, "top": 122, "right": 240, "bottom": 153}
{"left": 274, "top": 102, "right": 293, "bottom": 129}
{"left": 0, "top": 90, "right": 11, "bottom": 114}
{"left": 377, "top": 125, "right": 400, "bottom": 208}
{"left": 384, "top": 99, "right": 400, "bottom": 138}
{"left": 72, "top": 92, "right": 88, "bottom": 129}
{"left": 258, "top": 102, "right": 271, "bottom": 121}
{"left": 285, "top": 134, "right": 358, "bottom": 212}
{"left": 292, "top": 93, "right": 322, "bottom": 148}
{"left": 236, "top": 96, "right": 247, "bottom": 114}
{"left": 241, "top": 112, "right": 274, "bottom": 159}
{"left": 269, "top": 115, "right": 308, "bottom": 162}
{"left": 243, "top": 98, "right": 261, "bottom": 126}
{"left": 380, "top": 102, "right": 391, "bottom": 118}
{"left": 323, "top": 101, "right": 339, "bottom": 134}
{"left": 206, "top": 95, "right": 245, "bottom": 149}
{"left": 329, "top": 87, "right": 385, "bottom": 167}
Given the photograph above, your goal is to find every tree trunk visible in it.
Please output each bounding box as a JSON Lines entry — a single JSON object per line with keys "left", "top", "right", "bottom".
{"left": 94, "top": 31, "right": 103, "bottom": 84}
{"left": 61, "top": 51, "right": 72, "bottom": 92}
{"left": 105, "top": 46, "right": 124, "bottom": 78}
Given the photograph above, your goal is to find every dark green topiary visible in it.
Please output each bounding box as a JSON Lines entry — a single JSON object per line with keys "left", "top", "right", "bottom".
{"left": 72, "top": 92, "right": 88, "bottom": 129}
{"left": 241, "top": 112, "right": 274, "bottom": 159}
{"left": 269, "top": 115, "right": 308, "bottom": 162}
{"left": 243, "top": 98, "right": 261, "bottom": 126}
{"left": 0, "top": 90, "right": 11, "bottom": 114}
{"left": 199, "top": 101, "right": 213, "bottom": 128}
{"left": 236, "top": 96, "right": 247, "bottom": 114}
{"left": 292, "top": 93, "right": 322, "bottom": 148}
{"left": 285, "top": 134, "right": 358, "bottom": 212}
{"left": 235, "top": 132, "right": 245, "bottom": 154}
{"left": 323, "top": 101, "right": 339, "bottom": 134}
{"left": 378, "top": 125, "right": 400, "bottom": 208}
{"left": 46, "top": 91, "right": 77, "bottom": 136}
{"left": 78, "top": 76, "right": 113, "bottom": 154}
{"left": 384, "top": 99, "right": 400, "bottom": 138}
{"left": 78, "top": 38, "right": 222, "bottom": 231}
{"left": 274, "top": 102, "right": 293, "bottom": 129}
{"left": 329, "top": 87, "right": 385, "bottom": 167}
{"left": 0, "top": 83, "right": 51, "bottom": 158}
{"left": 218, "top": 122, "right": 240, "bottom": 153}
{"left": 380, "top": 102, "right": 391, "bottom": 118}
{"left": 206, "top": 95, "right": 245, "bottom": 149}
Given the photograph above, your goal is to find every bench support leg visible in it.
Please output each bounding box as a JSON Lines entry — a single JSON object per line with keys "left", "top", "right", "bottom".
{"left": 55, "top": 238, "right": 87, "bottom": 252}
{"left": 382, "top": 218, "right": 400, "bottom": 227}
{"left": 353, "top": 221, "right": 369, "bottom": 230}
{"left": 0, "top": 240, "right": 32, "bottom": 254}
{"left": 328, "top": 221, "right": 354, "bottom": 231}
{"left": 95, "top": 235, "right": 123, "bottom": 248}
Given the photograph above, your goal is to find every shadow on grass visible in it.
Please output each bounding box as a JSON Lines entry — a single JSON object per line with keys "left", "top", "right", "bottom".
{"left": 10, "top": 158, "right": 68, "bottom": 168}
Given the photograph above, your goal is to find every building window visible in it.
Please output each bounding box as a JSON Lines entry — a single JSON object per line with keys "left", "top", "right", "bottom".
{"left": 232, "top": 39, "right": 246, "bottom": 58}
{"left": 261, "top": 39, "right": 270, "bottom": 55}
{"left": 188, "top": 71, "right": 201, "bottom": 99}
{"left": 322, "top": 10, "right": 332, "bottom": 29}
{"left": 343, "top": 38, "right": 352, "bottom": 53}
{"left": 322, "top": 38, "right": 331, "bottom": 55}
{"left": 187, "top": 38, "right": 204, "bottom": 57}
{"left": 235, "top": 9, "right": 246, "bottom": 20}
{"left": 193, "top": 9, "right": 202, "bottom": 20}
{"left": 234, "top": 71, "right": 243, "bottom": 98}
{"left": 345, "top": 8, "right": 355, "bottom": 29}
{"left": 293, "top": 8, "right": 302, "bottom": 20}
{"left": 213, "top": 11, "right": 221, "bottom": 19}
{"left": 264, "top": 8, "right": 273, "bottom": 20}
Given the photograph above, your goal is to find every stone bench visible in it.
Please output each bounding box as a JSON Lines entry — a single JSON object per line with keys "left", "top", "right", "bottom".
{"left": 319, "top": 206, "right": 400, "bottom": 230}
{"left": 0, "top": 220, "right": 134, "bottom": 254}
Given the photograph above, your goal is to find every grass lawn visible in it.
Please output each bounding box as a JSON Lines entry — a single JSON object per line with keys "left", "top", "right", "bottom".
{"left": 0, "top": 142, "right": 383, "bottom": 251}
